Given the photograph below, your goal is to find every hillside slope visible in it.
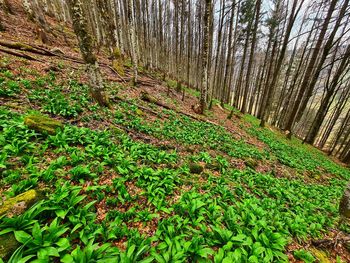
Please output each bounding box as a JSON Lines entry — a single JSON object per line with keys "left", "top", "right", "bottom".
{"left": 1, "top": 3, "right": 350, "bottom": 263}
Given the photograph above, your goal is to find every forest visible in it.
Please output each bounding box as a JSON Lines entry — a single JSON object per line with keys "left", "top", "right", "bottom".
{"left": 0, "top": 0, "right": 350, "bottom": 262}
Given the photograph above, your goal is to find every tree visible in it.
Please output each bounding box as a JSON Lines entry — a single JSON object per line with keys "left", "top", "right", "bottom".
{"left": 304, "top": 44, "right": 350, "bottom": 144}
{"left": 284, "top": 0, "right": 343, "bottom": 138}
{"left": 128, "top": 0, "right": 138, "bottom": 85}
{"left": 241, "top": 0, "right": 261, "bottom": 114}
{"left": 67, "top": 0, "right": 108, "bottom": 107}
{"left": 198, "top": 0, "right": 212, "bottom": 114}
{"left": 259, "top": 0, "right": 302, "bottom": 127}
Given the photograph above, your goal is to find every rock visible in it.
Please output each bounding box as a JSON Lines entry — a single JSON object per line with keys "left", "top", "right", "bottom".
{"left": 309, "top": 248, "right": 331, "bottom": 263}
{"left": 24, "top": 114, "right": 63, "bottom": 135}
{"left": 135, "top": 108, "right": 144, "bottom": 116}
{"left": 0, "top": 189, "right": 43, "bottom": 260}
{"left": 189, "top": 163, "right": 204, "bottom": 174}
{"left": 339, "top": 182, "right": 350, "bottom": 218}
{"left": 0, "top": 233, "right": 18, "bottom": 260}
{"left": 50, "top": 47, "right": 65, "bottom": 55}
{"left": 0, "top": 189, "right": 41, "bottom": 217}
{"left": 140, "top": 91, "right": 157, "bottom": 104}
{"left": 244, "top": 158, "right": 258, "bottom": 169}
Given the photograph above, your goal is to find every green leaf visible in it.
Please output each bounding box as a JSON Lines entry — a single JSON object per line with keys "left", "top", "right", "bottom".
{"left": 56, "top": 238, "right": 70, "bottom": 251}
{"left": 55, "top": 209, "right": 68, "bottom": 219}
{"left": 38, "top": 247, "right": 60, "bottom": 259}
{"left": 197, "top": 247, "right": 214, "bottom": 258}
{"left": 17, "top": 255, "right": 36, "bottom": 263}
{"left": 14, "top": 231, "right": 31, "bottom": 244}
{"left": 248, "top": 255, "right": 259, "bottom": 263}
{"left": 60, "top": 254, "right": 74, "bottom": 263}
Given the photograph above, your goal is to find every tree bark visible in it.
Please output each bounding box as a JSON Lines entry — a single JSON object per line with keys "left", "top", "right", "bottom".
{"left": 67, "top": 0, "right": 108, "bottom": 107}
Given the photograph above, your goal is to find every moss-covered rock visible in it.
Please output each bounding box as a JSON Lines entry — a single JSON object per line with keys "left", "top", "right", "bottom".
{"left": 245, "top": 158, "right": 258, "bottom": 169}
{"left": 140, "top": 91, "right": 157, "bottom": 104}
{"left": 0, "top": 189, "right": 41, "bottom": 217}
{"left": 309, "top": 248, "right": 331, "bottom": 263}
{"left": 0, "top": 190, "right": 44, "bottom": 259}
{"left": 24, "top": 114, "right": 63, "bottom": 135}
{"left": 0, "top": 233, "right": 18, "bottom": 260}
{"left": 189, "top": 163, "right": 204, "bottom": 174}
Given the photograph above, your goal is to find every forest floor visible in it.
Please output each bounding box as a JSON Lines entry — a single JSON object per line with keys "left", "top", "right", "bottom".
{"left": 1, "top": 2, "right": 350, "bottom": 262}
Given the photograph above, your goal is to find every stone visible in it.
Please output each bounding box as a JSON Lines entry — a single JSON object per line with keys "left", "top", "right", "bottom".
{"left": 189, "top": 163, "right": 204, "bottom": 174}
{"left": 24, "top": 114, "right": 63, "bottom": 135}
{"left": 0, "top": 233, "right": 18, "bottom": 260}
{"left": 0, "top": 189, "right": 41, "bottom": 217}
{"left": 244, "top": 158, "right": 258, "bottom": 169}
{"left": 0, "top": 189, "right": 44, "bottom": 260}
{"left": 309, "top": 248, "right": 331, "bottom": 263}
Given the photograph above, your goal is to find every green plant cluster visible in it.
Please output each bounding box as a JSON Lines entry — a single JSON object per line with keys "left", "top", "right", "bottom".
{"left": 26, "top": 75, "right": 93, "bottom": 118}
{"left": 247, "top": 119, "right": 350, "bottom": 180}
{"left": 114, "top": 102, "right": 268, "bottom": 160}
{"left": 1, "top": 105, "right": 348, "bottom": 262}
{"left": 1, "top": 66, "right": 349, "bottom": 262}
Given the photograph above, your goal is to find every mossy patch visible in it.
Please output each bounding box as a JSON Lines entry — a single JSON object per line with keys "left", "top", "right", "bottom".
{"left": 0, "top": 189, "right": 41, "bottom": 216}
{"left": 310, "top": 248, "right": 331, "bottom": 263}
{"left": 112, "top": 59, "right": 125, "bottom": 76}
{"left": 0, "top": 233, "right": 18, "bottom": 260}
{"left": 245, "top": 158, "right": 258, "bottom": 169}
{"left": 24, "top": 114, "right": 63, "bottom": 135}
{"left": 189, "top": 163, "right": 204, "bottom": 174}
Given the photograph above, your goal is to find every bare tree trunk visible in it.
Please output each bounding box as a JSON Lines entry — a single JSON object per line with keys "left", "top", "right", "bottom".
{"left": 284, "top": 0, "right": 342, "bottom": 137}
{"left": 241, "top": 0, "right": 261, "bottom": 114}
{"left": 128, "top": 0, "right": 138, "bottom": 85}
{"left": 260, "top": 0, "right": 302, "bottom": 127}
{"left": 199, "top": 0, "right": 211, "bottom": 114}
{"left": 67, "top": 0, "right": 108, "bottom": 107}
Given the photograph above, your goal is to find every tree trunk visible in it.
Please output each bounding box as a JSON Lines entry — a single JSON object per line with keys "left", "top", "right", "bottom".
{"left": 199, "top": 0, "right": 211, "bottom": 114}
{"left": 128, "top": 0, "right": 138, "bottom": 85}
{"left": 67, "top": 0, "right": 108, "bottom": 107}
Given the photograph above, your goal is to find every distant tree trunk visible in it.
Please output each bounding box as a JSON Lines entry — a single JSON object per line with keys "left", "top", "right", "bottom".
{"left": 260, "top": 0, "right": 302, "bottom": 127}
{"left": 184, "top": 0, "right": 192, "bottom": 101}
{"left": 67, "top": 0, "right": 108, "bottom": 107}
{"left": 305, "top": 45, "right": 350, "bottom": 144}
{"left": 284, "top": 0, "right": 340, "bottom": 137}
{"left": 199, "top": 0, "right": 211, "bottom": 114}
{"left": 222, "top": 1, "right": 235, "bottom": 108}
{"left": 211, "top": 0, "right": 225, "bottom": 105}
{"left": 128, "top": 0, "right": 138, "bottom": 85}
{"left": 241, "top": 0, "right": 261, "bottom": 114}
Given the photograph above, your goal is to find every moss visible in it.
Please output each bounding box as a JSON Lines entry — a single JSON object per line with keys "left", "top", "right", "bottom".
{"left": 0, "top": 233, "right": 18, "bottom": 260}
{"left": 135, "top": 108, "right": 144, "bottom": 116}
{"left": 189, "top": 163, "right": 204, "bottom": 174}
{"left": 113, "top": 48, "right": 122, "bottom": 59}
{"left": 310, "top": 248, "right": 331, "bottom": 263}
{"left": 245, "top": 158, "right": 258, "bottom": 169}
{"left": 0, "top": 189, "right": 41, "bottom": 216}
{"left": 24, "top": 114, "right": 63, "bottom": 135}
{"left": 140, "top": 91, "right": 157, "bottom": 104}
{"left": 112, "top": 59, "right": 125, "bottom": 76}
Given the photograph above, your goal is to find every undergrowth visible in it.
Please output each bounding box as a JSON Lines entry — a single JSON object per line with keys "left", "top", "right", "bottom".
{"left": 0, "top": 68, "right": 349, "bottom": 262}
